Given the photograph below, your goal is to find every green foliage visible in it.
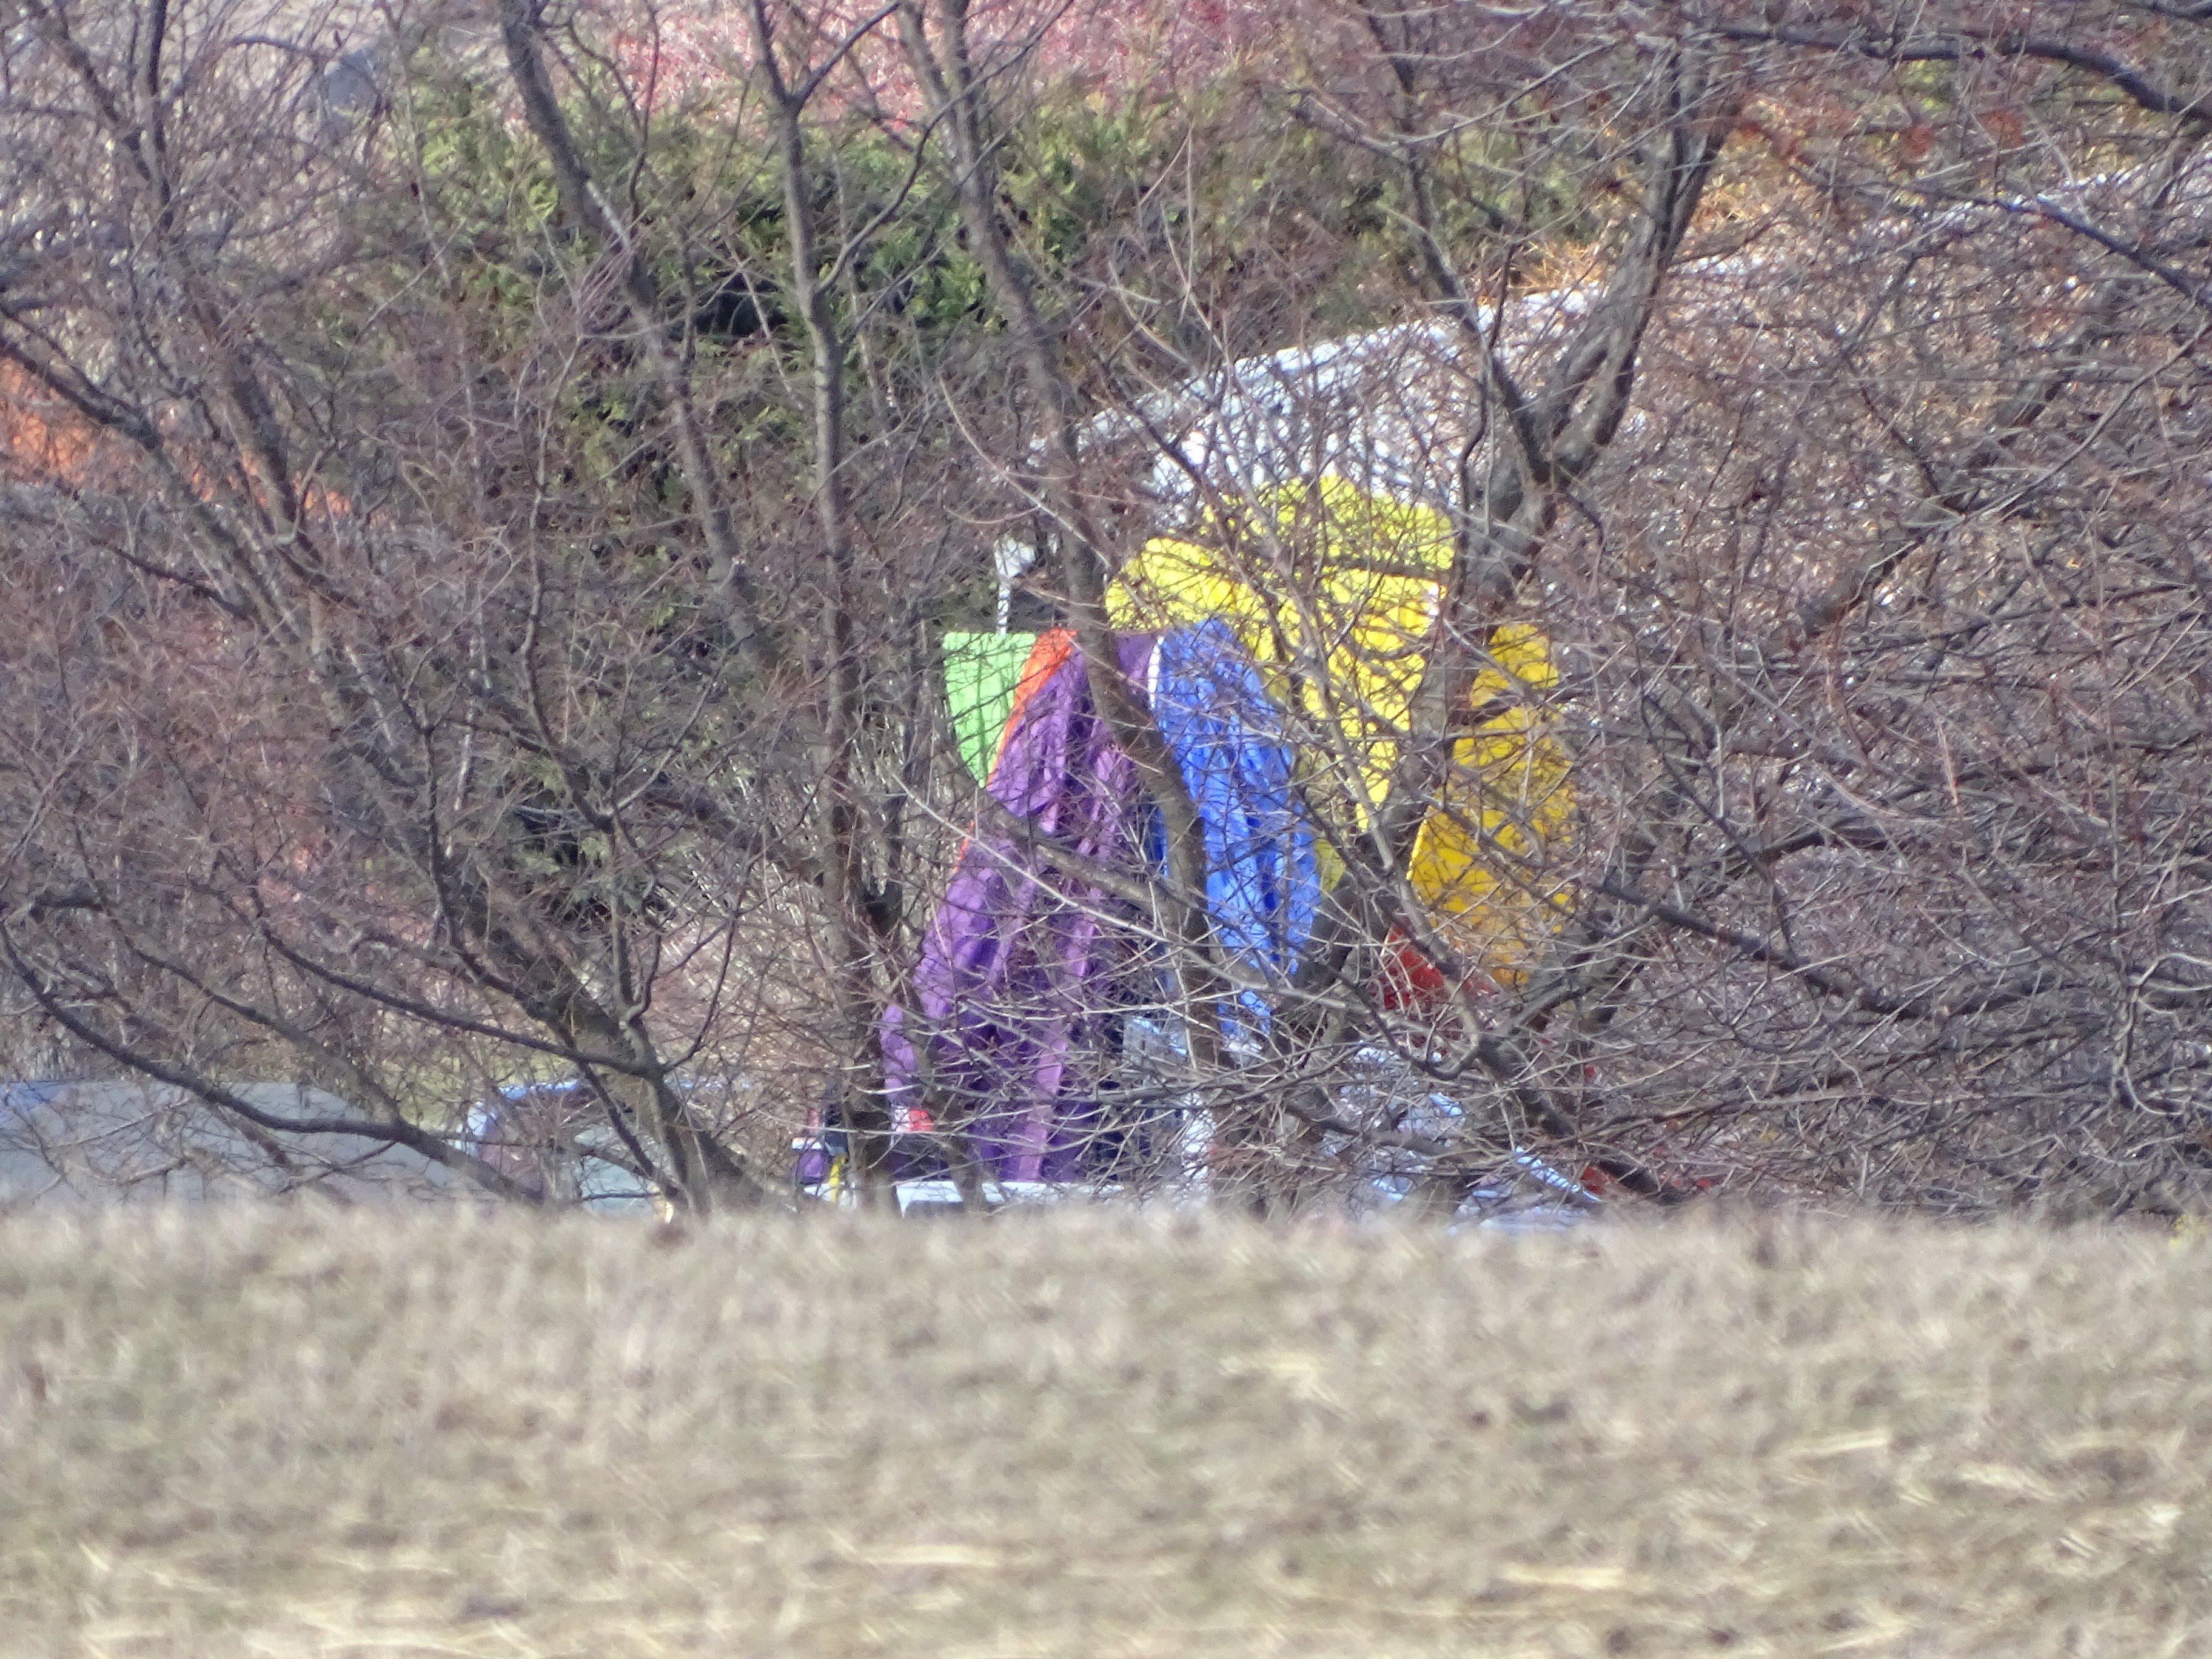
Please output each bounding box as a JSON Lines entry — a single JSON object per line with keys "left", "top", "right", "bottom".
{"left": 988, "top": 76, "right": 1603, "bottom": 363}
{"left": 400, "top": 71, "right": 565, "bottom": 315}
{"left": 347, "top": 46, "right": 1618, "bottom": 589}
{"left": 367, "top": 39, "right": 1621, "bottom": 461}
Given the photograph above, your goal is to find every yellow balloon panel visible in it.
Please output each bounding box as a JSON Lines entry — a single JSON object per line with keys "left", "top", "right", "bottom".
{"left": 1406, "top": 702, "right": 1577, "bottom": 979}
{"left": 1416, "top": 619, "right": 1574, "bottom": 974}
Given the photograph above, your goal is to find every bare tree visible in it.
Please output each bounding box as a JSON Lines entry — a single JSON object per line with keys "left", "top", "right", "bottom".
{"left": 9, "top": 0, "right": 2212, "bottom": 1219}
{"left": 0, "top": 0, "right": 986, "bottom": 1210}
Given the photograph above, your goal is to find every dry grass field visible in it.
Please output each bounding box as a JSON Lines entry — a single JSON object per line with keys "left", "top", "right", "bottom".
{"left": 2, "top": 1206, "right": 2208, "bottom": 1657}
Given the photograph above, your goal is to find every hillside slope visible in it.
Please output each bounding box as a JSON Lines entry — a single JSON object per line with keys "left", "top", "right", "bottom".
{"left": 3, "top": 1208, "right": 2207, "bottom": 1656}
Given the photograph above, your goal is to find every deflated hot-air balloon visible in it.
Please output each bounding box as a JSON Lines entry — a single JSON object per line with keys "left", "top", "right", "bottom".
{"left": 826, "top": 323, "right": 1582, "bottom": 1212}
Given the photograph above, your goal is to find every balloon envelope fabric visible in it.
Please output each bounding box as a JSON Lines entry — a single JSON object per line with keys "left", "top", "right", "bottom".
{"left": 1148, "top": 620, "right": 1317, "bottom": 1039}
{"left": 941, "top": 631, "right": 1037, "bottom": 786}
{"left": 1107, "top": 478, "right": 1574, "bottom": 984}
{"left": 885, "top": 634, "right": 1159, "bottom": 1183}
{"left": 1404, "top": 621, "right": 1576, "bottom": 979}
{"left": 1107, "top": 477, "right": 1453, "bottom": 823}
{"left": 889, "top": 623, "right": 1326, "bottom": 1180}
{"left": 890, "top": 480, "right": 1573, "bottom": 1184}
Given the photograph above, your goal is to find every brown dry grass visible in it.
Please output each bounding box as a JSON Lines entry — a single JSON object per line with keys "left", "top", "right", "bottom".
{"left": 2, "top": 1207, "right": 2208, "bottom": 1657}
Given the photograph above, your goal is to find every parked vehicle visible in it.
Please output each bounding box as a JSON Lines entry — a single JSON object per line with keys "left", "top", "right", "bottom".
{"left": 0, "top": 1080, "right": 460, "bottom": 1207}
